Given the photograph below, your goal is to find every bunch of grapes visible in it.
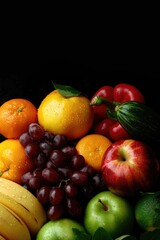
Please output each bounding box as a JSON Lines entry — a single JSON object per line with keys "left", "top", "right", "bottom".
{"left": 19, "top": 123, "right": 106, "bottom": 221}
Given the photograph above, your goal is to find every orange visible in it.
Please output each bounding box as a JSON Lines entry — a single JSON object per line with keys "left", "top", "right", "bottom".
{"left": 0, "top": 98, "right": 38, "bottom": 139}
{"left": 0, "top": 139, "right": 34, "bottom": 184}
{"left": 37, "top": 90, "right": 94, "bottom": 140}
{"left": 76, "top": 134, "right": 112, "bottom": 171}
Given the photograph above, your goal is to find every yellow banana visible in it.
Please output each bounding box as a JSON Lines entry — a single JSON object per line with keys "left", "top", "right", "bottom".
{"left": 0, "top": 191, "right": 44, "bottom": 237}
{"left": 0, "top": 235, "right": 7, "bottom": 240}
{"left": 0, "top": 203, "right": 31, "bottom": 240}
{"left": 0, "top": 178, "right": 47, "bottom": 236}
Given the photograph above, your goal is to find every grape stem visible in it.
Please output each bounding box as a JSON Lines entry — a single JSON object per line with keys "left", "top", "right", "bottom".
{"left": 59, "top": 178, "right": 70, "bottom": 187}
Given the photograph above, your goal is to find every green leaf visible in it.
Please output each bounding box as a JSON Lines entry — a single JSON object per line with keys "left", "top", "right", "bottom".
{"left": 92, "top": 227, "right": 113, "bottom": 240}
{"left": 52, "top": 81, "right": 82, "bottom": 97}
{"left": 72, "top": 228, "right": 91, "bottom": 240}
{"left": 140, "top": 229, "right": 160, "bottom": 240}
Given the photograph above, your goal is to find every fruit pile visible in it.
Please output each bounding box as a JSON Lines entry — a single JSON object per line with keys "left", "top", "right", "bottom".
{"left": 0, "top": 82, "right": 160, "bottom": 240}
{"left": 19, "top": 123, "right": 106, "bottom": 221}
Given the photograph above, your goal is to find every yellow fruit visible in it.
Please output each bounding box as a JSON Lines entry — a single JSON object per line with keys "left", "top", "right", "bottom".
{"left": 0, "top": 235, "right": 6, "bottom": 240}
{"left": 0, "top": 177, "right": 47, "bottom": 236}
{"left": 37, "top": 90, "right": 94, "bottom": 140}
{"left": 135, "top": 191, "right": 160, "bottom": 231}
{"left": 76, "top": 134, "right": 112, "bottom": 171}
{"left": 0, "top": 203, "right": 31, "bottom": 240}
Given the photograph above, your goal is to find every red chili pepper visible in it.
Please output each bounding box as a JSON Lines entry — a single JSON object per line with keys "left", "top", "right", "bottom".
{"left": 91, "top": 83, "right": 145, "bottom": 141}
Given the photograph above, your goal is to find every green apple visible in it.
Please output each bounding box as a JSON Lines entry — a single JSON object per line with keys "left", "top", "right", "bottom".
{"left": 84, "top": 191, "right": 135, "bottom": 239}
{"left": 36, "top": 218, "right": 87, "bottom": 240}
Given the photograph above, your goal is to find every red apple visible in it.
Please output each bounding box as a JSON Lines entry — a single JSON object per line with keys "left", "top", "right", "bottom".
{"left": 101, "top": 139, "right": 159, "bottom": 197}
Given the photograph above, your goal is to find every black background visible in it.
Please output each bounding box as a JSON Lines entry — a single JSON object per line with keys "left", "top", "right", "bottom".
{"left": 0, "top": 58, "right": 160, "bottom": 111}
{"left": 1, "top": 34, "right": 160, "bottom": 240}
{"left": 0, "top": 59, "right": 160, "bottom": 113}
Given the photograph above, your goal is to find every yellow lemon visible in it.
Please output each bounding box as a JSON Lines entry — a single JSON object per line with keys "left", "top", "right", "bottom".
{"left": 38, "top": 90, "right": 94, "bottom": 140}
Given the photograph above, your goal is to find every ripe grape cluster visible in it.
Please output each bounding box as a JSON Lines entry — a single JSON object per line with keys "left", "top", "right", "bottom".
{"left": 19, "top": 123, "right": 106, "bottom": 221}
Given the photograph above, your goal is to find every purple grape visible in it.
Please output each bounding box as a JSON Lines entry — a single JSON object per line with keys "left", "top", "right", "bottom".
{"left": 58, "top": 167, "right": 73, "bottom": 179}
{"left": 65, "top": 198, "right": 82, "bottom": 218}
{"left": 49, "top": 186, "right": 65, "bottom": 205}
{"left": 46, "top": 160, "right": 56, "bottom": 169}
{"left": 39, "top": 142, "right": 53, "bottom": 156}
{"left": 64, "top": 182, "right": 78, "bottom": 198}
{"left": 28, "top": 176, "right": 45, "bottom": 189}
{"left": 34, "top": 152, "right": 47, "bottom": 168}
{"left": 71, "top": 171, "right": 88, "bottom": 186}
{"left": 47, "top": 204, "right": 64, "bottom": 220}
{"left": 70, "top": 155, "right": 85, "bottom": 170}
{"left": 20, "top": 122, "right": 109, "bottom": 221}
{"left": 81, "top": 165, "right": 96, "bottom": 176}
{"left": 43, "top": 131, "right": 55, "bottom": 142}
{"left": 53, "top": 134, "right": 67, "bottom": 148}
{"left": 92, "top": 173, "right": 106, "bottom": 191}
{"left": 19, "top": 132, "right": 32, "bottom": 146}
{"left": 36, "top": 186, "right": 52, "bottom": 204}
{"left": 32, "top": 168, "right": 43, "bottom": 178}
{"left": 50, "top": 149, "right": 66, "bottom": 167}
{"left": 21, "top": 171, "right": 33, "bottom": 185}
{"left": 28, "top": 123, "right": 45, "bottom": 140}
{"left": 42, "top": 168, "right": 60, "bottom": 183}
{"left": 62, "top": 146, "right": 77, "bottom": 157}
{"left": 25, "top": 142, "right": 40, "bottom": 159}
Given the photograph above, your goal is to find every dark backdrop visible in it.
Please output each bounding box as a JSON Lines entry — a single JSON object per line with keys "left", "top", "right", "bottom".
{"left": 0, "top": 60, "right": 160, "bottom": 112}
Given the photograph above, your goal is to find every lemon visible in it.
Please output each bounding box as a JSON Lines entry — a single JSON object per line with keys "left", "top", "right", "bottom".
{"left": 37, "top": 90, "right": 94, "bottom": 140}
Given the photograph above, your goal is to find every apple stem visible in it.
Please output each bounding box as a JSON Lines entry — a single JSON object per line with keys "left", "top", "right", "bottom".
{"left": 98, "top": 199, "right": 108, "bottom": 211}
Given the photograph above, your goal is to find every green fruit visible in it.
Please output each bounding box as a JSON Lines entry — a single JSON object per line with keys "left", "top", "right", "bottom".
{"left": 36, "top": 218, "right": 86, "bottom": 240}
{"left": 84, "top": 191, "right": 135, "bottom": 238}
{"left": 135, "top": 191, "right": 160, "bottom": 231}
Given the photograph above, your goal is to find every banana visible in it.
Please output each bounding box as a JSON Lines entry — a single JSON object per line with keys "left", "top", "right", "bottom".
{"left": 0, "top": 178, "right": 47, "bottom": 236}
{"left": 0, "top": 191, "right": 42, "bottom": 237}
{"left": 0, "top": 235, "right": 7, "bottom": 240}
{"left": 0, "top": 203, "right": 31, "bottom": 240}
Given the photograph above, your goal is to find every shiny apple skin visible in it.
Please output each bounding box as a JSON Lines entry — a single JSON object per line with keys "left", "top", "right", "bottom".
{"left": 84, "top": 191, "right": 135, "bottom": 238}
{"left": 101, "top": 139, "right": 159, "bottom": 197}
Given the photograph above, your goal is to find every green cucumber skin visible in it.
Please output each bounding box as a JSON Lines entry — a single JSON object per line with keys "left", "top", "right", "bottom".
{"left": 115, "top": 101, "right": 160, "bottom": 146}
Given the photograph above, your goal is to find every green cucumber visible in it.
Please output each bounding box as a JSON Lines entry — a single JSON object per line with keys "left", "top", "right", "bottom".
{"left": 91, "top": 96, "right": 160, "bottom": 147}
{"left": 107, "top": 101, "right": 160, "bottom": 146}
